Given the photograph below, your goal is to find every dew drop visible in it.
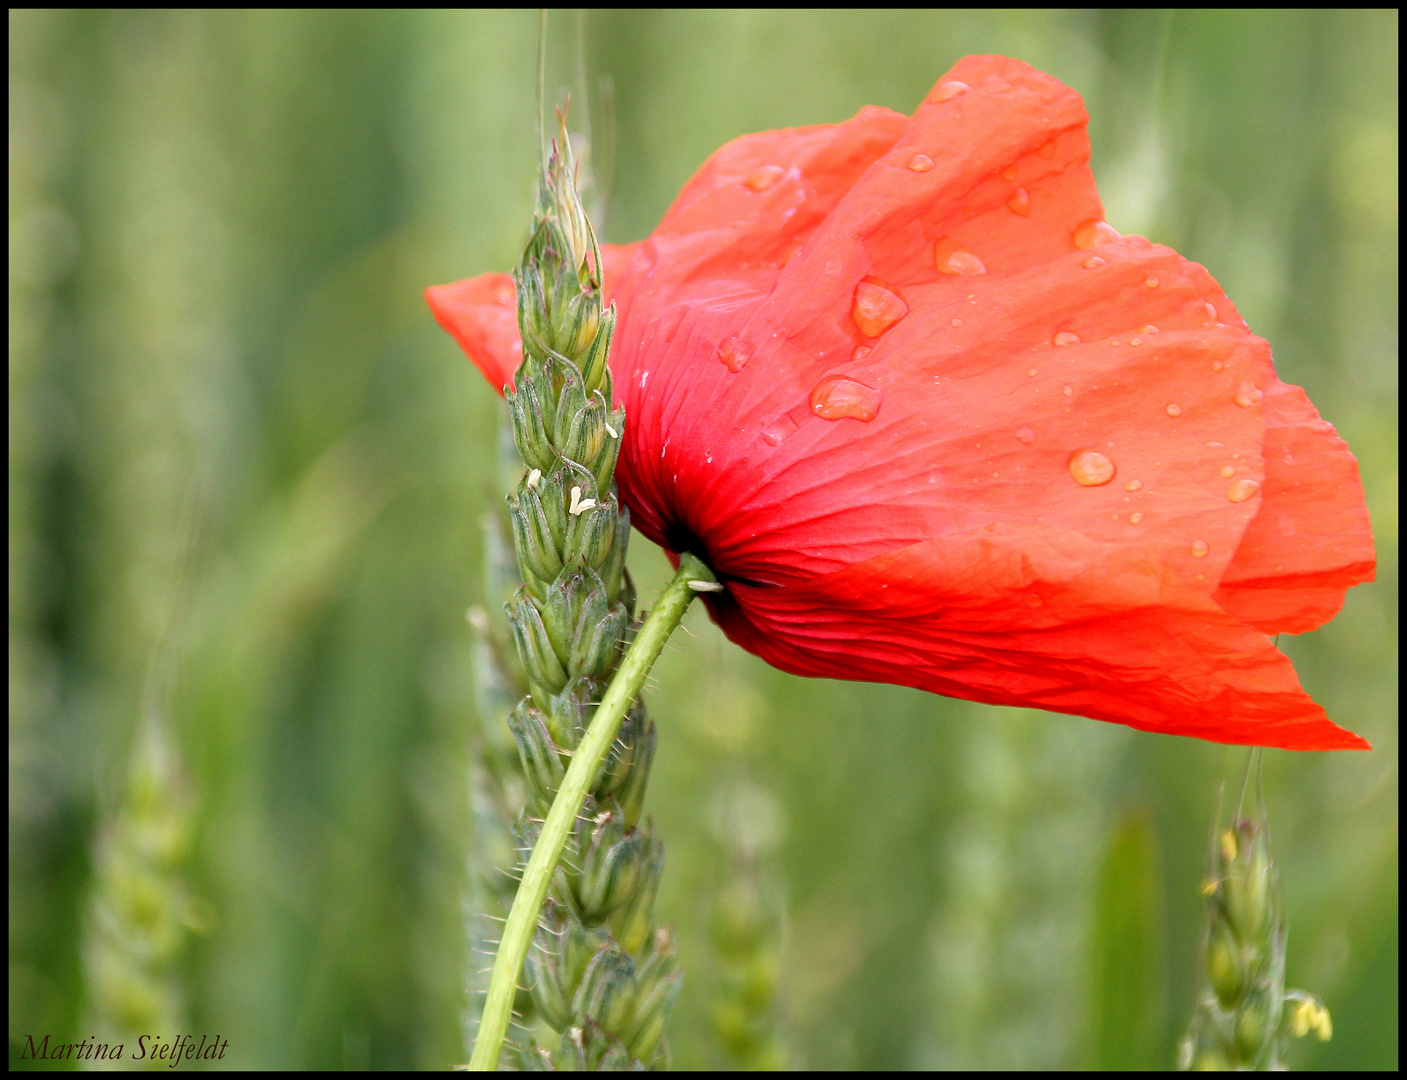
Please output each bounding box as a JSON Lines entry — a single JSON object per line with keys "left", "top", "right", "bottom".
{"left": 1190, "top": 539, "right": 1209, "bottom": 557}
{"left": 1166, "top": 403, "right": 1183, "bottom": 417}
{"left": 950, "top": 318, "right": 963, "bottom": 327}
{"left": 705, "top": 452, "right": 713, "bottom": 464}
{"left": 1212, "top": 359, "right": 1225, "bottom": 372}
{"left": 1234, "top": 381, "right": 1263, "bottom": 408}
{"left": 931, "top": 80, "right": 969, "bottom": 103}
{"left": 1130, "top": 512, "right": 1144, "bottom": 524}
{"left": 1038, "top": 138, "right": 1058, "bottom": 159}
{"left": 716, "top": 336, "right": 754, "bottom": 373}
{"left": 1144, "top": 276, "right": 1159, "bottom": 288}
{"left": 1069, "top": 449, "right": 1116, "bottom": 487}
{"left": 1017, "top": 425, "right": 1035, "bottom": 444}
{"left": 1125, "top": 479, "right": 1143, "bottom": 492}
{"left": 810, "top": 375, "right": 882, "bottom": 423}
{"left": 1082, "top": 256, "right": 1106, "bottom": 269}
{"left": 1006, "top": 188, "right": 1030, "bottom": 216}
{"left": 1074, "top": 220, "right": 1121, "bottom": 249}
{"left": 906, "top": 153, "right": 935, "bottom": 172}
{"left": 1002, "top": 164, "right": 1018, "bottom": 182}
{"left": 1110, "top": 340, "right": 1121, "bottom": 347}
{"left": 744, "top": 165, "right": 786, "bottom": 192}
{"left": 762, "top": 414, "right": 797, "bottom": 446}
{"left": 1227, "top": 478, "right": 1261, "bottom": 503}
{"left": 852, "top": 345, "right": 872, "bottom": 361}
{"left": 1204, "top": 301, "right": 1219, "bottom": 322}
{"left": 1219, "top": 466, "right": 1235, "bottom": 479}
{"left": 1063, "top": 384, "right": 1073, "bottom": 396}
{"left": 1028, "top": 369, "right": 1038, "bottom": 377}
{"left": 852, "top": 280, "right": 909, "bottom": 337}
{"left": 496, "top": 288, "right": 513, "bottom": 303}
{"left": 1142, "top": 325, "right": 1159, "bottom": 334}
{"left": 1130, "top": 337, "right": 1143, "bottom": 347}
{"left": 1053, "top": 331, "right": 1081, "bottom": 346}
{"left": 936, "top": 246, "right": 987, "bottom": 276}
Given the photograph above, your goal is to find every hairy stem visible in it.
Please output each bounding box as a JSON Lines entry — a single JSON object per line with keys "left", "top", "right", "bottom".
{"left": 470, "top": 553, "right": 713, "bottom": 1070}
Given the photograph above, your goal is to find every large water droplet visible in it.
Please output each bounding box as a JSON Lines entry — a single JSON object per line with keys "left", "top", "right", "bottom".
{"left": 1190, "top": 539, "right": 1209, "bottom": 557}
{"left": 717, "top": 336, "right": 753, "bottom": 373}
{"left": 1053, "top": 331, "right": 1081, "bottom": 346}
{"left": 1203, "top": 301, "right": 1219, "bottom": 322}
{"left": 1068, "top": 450, "right": 1116, "bottom": 487}
{"left": 851, "top": 345, "right": 872, "bottom": 361}
{"left": 1234, "top": 381, "right": 1263, "bottom": 408}
{"left": 810, "top": 375, "right": 882, "bottom": 423}
{"left": 744, "top": 165, "right": 786, "bottom": 192}
{"left": 1219, "top": 466, "right": 1235, "bottom": 479}
{"left": 936, "top": 247, "right": 986, "bottom": 276}
{"left": 1017, "top": 426, "right": 1035, "bottom": 444}
{"left": 1227, "top": 479, "right": 1261, "bottom": 503}
{"left": 1074, "top": 220, "right": 1121, "bottom": 249}
{"left": 1006, "top": 188, "right": 1030, "bottom": 216}
{"left": 1166, "top": 403, "right": 1183, "bottom": 417}
{"left": 852, "top": 280, "right": 908, "bottom": 337}
{"left": 907, "top": 153, "right": 935, "bottom": 172}
{"left": 931, "top": 80, "right": 969, "bottom": 103}
{"left": 1082, "top": 256, "right": 1105, "bottom": 269}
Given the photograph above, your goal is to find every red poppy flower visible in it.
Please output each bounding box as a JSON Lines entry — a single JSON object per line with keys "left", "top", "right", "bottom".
{"left": 428, "top": 55, "right": 1375, "bottom": 751}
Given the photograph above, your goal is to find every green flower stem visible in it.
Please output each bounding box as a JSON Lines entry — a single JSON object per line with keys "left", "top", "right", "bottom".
{"left": 470, "top": 552, "right": 715, "bottom": 1071}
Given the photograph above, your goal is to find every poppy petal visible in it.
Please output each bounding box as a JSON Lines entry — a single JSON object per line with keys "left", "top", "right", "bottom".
{"left": 1214, "top": 379, "right": 1375, "bottom": 633}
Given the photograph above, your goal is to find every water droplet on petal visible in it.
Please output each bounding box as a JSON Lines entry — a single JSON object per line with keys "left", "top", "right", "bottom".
{"left": 762, "top": 414, "right": 798, "bottom": 446}
{"left": 931, "top": 80, "right": 969, "bottom": 103}
{"left": 1166, "top": 403, "right": 1182, "bottom": 417}
{"left": 1074, "top": 220, "right": 1121, "bottom": 249}
{"left": 1204, "top": 301, "right": 1219, "bottom": 322}
{"left": 496, "top": 288, "right": 513, "bottom": 303}
{"left": 1144, "top": 276, "right": 1159, "bottom": 288}
{"left": 810, "top": 375, "right": 882, "bottom": 423}
{"left": 744, "top": 165, "right": 786, "bottom": 192}
{"left": 1063, "top": 384, "right": 1073, "bottom": 396}
{"left": 950, "top": 318, "right": 962, "bottom": 327}
{"left": 1190, "top": 539, "right": 1209, "bottom": 557}
{"left": 1125, "top": 479, "right": 1143, "bottom": 491}
{"left": 1142, "top": 325, "right": 1159, "bottom": 335}
{"left": 1017, "top": 426, "right": 1035, "bottom": 444}
{"left": 1082, "top": 256, "right": 1105, "bottom": 269}
{"left": 1130, "top": 512, "right": 1144, "bottom": 524}
{"left": 1234, "top": 381, "right": 1263, "bottom": 408}
{"left": 1219, "top": 466, "right": 1235, "bottom": 479}
{"left": 717, "top": 336, "right": 754, "bottom": 373}
{"left": 1130, "top": 337, "right": 1143, "bottom": 347}
{"left": 1002, "top": 164, "right": 1018, "bottom": 182}
{"left": 851, "top": 345, "right": 872, "bottom": 361}
{"left": 1227, "top": 479, "right": 1261, "bottom": 503}
{"left": 906, "top": 153, "right": 935, "bottom": 172}
{"left": 852, "top": 280, "right": 908, "bottom": 337}
{"left": 1006, "top": 188, "right": 1030, "bottom": 216}
{"left": 936, "top": 247, "right": 987, "bottom": 276}
{"left": 1069, "top": 450, "right": 1116, "bottom": 486}
{"left": 1053, "top": 331, "right": 1081, "bottom": 346}
{"left": 1212, "top": 359, "right": 1225, "bottom": 371}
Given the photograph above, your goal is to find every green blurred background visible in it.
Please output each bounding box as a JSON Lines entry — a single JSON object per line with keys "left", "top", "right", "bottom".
{"left": 9, "top": 9, "right": 1397, "bottom": 1070}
